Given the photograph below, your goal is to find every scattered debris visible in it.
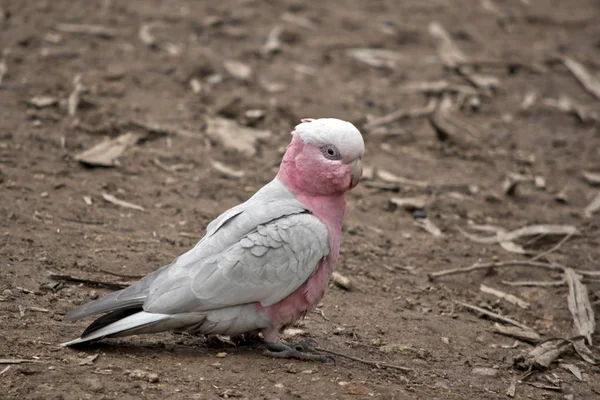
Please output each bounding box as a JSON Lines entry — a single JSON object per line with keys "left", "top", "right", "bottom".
{"left": 428, "top": 22, "right": 467, "bottom": 68}
{"left": 331, "top": 272, "right": 353, "bottom": 291}
{"left": 543, "top": 95, "right": 599, "bottom": 123}
{"left": 211, "top": 160, "right": 245, "bottom": 179}
{"left": 582, "top": 171, "right": 600, "bottom": 186}
{"left": 205, "top": 117, "right": 271, "bottom": 157}
{"left": 0, "top": 359, "right": 45, "bottom": 364}
{"left": 520, "top": 91, "right": 537, "bottom": 111}
{"left": 414, "top": 217, "right": 443, "bottom": 237}
{"left": 152, "top": 158, "right": 193, "bottom": 172}
{"left": 280, "top": 12, "right": 316, "bottom": 30}
{"left": 506, "top": 378, "right": 517, "bottom": 397}
{"left": 389, "top": 196, "right": 429, "bottom": 212}
{"left": 514, "top": 338, "right": 571, "bottom": 369}
{"left": 559, "top": 363, "right": 582, "bottom": 380}
{"left": 572, "top": 337, "right": 597, "bottom": 365}
{"left": 492, "top": 323, "right": 540, "bottom": 343}
{"left": 345, "top": 48, "right": 405, "bottom": 69}
{"left": 79, "top": 354, "right": 99, "bottom": 366}
{"left": 429, "top": 97, "right": 482, "bottom": 147}
{"left": 455, "top": 301, "right": 536, "bottom": 331}
{"left": 583, "top": 192, "right": 600, "bottom": 218}
{"left": 565, "top": 268, "right": 595, "bottom": 345}
{"left": 125, "top": 369, "right": 159, "bottom": 383}
{"left": 365, "top": 98, "right": 437, "bottom": 130}
{"left": 101, "top": 193, "right": 145, "bottom": 212}
{"left": 480, "top": 284, "right": 530, "bottom": 309}
{"left": 28, "top": 95, "right": 58, "bottom": 108}
{"left": 75, "top": 132, "right": 144, "bottom": 167}
{"left": 83, "top": 195, "right": 93, "bottom": 206}
{"left": 471, "top": 367, "right": 498, "bottom": 377}
{"left": 47, "top": 272, "right": 130, "bottom": 290}
{"left": 457, "top": 224, "right": 578, "bottom": 254}
{"left": 0, "top": 366, "right": 10, "bottom": 376}
{"left": 398, "top": 80, "right": 477, "bottom": 96}
{"left": 375, "top": 169, "right": 429, "bottom": 188}
{"left": 68, "top": 74, "right": 83, "bottom": 117}
{"left": 501, "top": 279, "right": 564, "bottom": 288}
{"left": 262, "top": 25, "right": 283, "bottom": 55}
{"left": 138, "top": 23, "right": 156, "bottom": 47}
{"left": 224, "top": 60, "right": 252, "bottom": 81}
{"left": 562, "top": 57, "right": 600, "bottom": 100}
{"left": 54, "top": 23, "right": 119, "bottom": 38}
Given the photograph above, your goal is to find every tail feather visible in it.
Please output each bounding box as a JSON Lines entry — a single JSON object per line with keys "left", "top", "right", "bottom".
{"left": 64, "top": 263, "right": 172, "bottom": 322}
{"left": 61, "top": 311, "right": 171, "bottom": 347}
{"left": 80, "top": 307, "right": 143, "bottom": 337}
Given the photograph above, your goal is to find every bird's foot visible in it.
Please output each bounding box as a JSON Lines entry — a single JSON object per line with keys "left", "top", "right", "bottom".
{"left": 263, "top": 339, "right": 333, "bottom": 362}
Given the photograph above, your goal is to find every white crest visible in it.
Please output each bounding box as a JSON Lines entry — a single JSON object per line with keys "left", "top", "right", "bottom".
{"left": 293, "top": 118, "right": 364, "bottom": 159}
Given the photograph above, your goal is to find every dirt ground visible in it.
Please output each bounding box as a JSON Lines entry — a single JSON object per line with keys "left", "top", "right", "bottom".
{"left": 1, "top": 0, "right": 600, "bottom": 399}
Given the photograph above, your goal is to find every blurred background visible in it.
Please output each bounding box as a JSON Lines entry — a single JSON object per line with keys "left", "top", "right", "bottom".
{"left": 1, "top": 0, "right": 599, "bottom": 398}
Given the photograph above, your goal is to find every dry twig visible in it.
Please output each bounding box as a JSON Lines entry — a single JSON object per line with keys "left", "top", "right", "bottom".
{"left": 314, "top": 347, "right": 412, "bottom": 373}
{"left": 101, "top": 193, "right": 145, "bottom": 212}
{"left": 480, "top": 284, "right": 530, "bottom": 309}
{"left": 455, "top": 301, "right": 535, "bottom": 331}
{"left": 55, "top": 23, "right": 119, "bottom": 38}
{"left": 47, "top": 272, "right": 131, "bottom": 290}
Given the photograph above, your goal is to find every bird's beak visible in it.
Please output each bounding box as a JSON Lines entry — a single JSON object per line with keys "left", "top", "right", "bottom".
{"left": 349, "top": 159, "right": 362, "bottom": 189}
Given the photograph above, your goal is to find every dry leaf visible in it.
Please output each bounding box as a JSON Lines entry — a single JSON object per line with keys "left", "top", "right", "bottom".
{"left": 515, "top": 339, "right": 571, "bottom": 369}
{"left": 205, "top": 117, "right": 271, "bottom": 157}
{"left": 365, "top": 98, "right": 437, "bottom": 130}
{"left": 565, "top": 268, "right": 595, "bottom": 345}
{"left": 75, "top": 132, "right": 143, "bottom": 167}
{"left": 79, "top": 354, "right": 99, "bottom": 366}
{"left": 480, "top": 285, "right": 530, "bottom": 309}
{"left": 101, "top": 193, "right": 145, "bottom": 212}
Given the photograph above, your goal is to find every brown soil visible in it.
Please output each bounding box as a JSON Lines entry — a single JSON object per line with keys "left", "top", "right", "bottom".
{"left": 1, "top": 0, "right": 600, "bottom": 399}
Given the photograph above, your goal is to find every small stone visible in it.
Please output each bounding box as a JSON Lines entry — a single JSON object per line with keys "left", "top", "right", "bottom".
{"left": 88, "top": 290, "right": 98, "bottom": 300}
{"left": 40, "top": 192, "right": 48, "bottom": 198}
{"left": 215, "top": 352, "right": 227, "bottom": 358}
{"left": 441, "top": 337, "right": 450, "bottom": 345}
{"left": 471, "top": 367, "right": 498, "bottom": 377}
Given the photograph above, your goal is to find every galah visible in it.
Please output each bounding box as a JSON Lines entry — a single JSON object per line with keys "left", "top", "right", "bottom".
{"left": 62, "top": 118, "right": 364, "bottom": 361}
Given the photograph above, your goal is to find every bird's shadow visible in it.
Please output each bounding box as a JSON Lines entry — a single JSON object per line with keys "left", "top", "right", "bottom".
{"left": 64, "top": 333, "right": 265, "bottom": 359}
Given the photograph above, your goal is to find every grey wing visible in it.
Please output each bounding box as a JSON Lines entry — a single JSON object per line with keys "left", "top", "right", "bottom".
{"left": 143, "top": 213, "right": 330, "bottom": 314}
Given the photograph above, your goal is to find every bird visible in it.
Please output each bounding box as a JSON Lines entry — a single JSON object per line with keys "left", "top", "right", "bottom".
{"left": 62, "top": 118, "right": 364, "bottom": 361}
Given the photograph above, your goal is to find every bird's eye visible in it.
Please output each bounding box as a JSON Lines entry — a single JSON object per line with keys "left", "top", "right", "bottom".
{"left": 322, "top": 145, "right": 341, "bottom": 160}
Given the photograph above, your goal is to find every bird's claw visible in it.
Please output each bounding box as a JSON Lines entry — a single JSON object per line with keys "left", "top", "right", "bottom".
{"left": 263, "top": 340, "right": 333, "bottom": 363}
